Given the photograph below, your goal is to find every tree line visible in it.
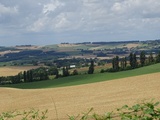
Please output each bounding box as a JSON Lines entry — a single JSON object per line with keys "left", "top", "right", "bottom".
{"left": 103, "top": 51, "right": 160, "bottom": 72}
{"left": 0, "top": 67, "right": 55, "bottom": 85}
{"left": 1, "top": 51, "right": 160, "bottom": 85}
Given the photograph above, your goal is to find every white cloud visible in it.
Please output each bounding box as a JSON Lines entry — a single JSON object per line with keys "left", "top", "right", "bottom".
{"left": 0, "top": 0, "right": 160, "bottom": 46}
{"left": 43, "top": 0, "right": 65, "bottom": 15}
{"left": 0, "top": 3, "right": 18, "bottom": 15}
{"left": 27, "top": 17, "right": 49, "bottom": 32}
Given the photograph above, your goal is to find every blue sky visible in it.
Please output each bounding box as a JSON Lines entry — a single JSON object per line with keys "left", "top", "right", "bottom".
{"left": 0, "top": 0, "right": 160, "bottom": 46}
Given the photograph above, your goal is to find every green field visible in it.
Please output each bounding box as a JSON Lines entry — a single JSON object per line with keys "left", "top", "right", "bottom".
{"left": 1, "top": 63, "right": 160, "bottom": 89}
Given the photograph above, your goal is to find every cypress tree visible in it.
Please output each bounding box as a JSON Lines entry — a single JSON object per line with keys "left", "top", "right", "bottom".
{"left": 140, "top": 51, "right": 146, "bottom": 66}
{"left": 23, "top": 71, "right": 27, "bottom": 82}
{"left": 156, "top": 51, "right": 160, "bottom": 63}
{"left": 29, "top": 70, "right": 33, "bottom": 82}
{"left": 115, "top": 56, "right": 119, "bottom": 71}
{"left": 149, "top": 52, "right": 154, "bottom": 63}
{"left": 26, "top": 70, "right": 30, "bottom": 82}
{"left": 124, "top": 57, "right": 127, "bottom": 68}
{"left": 88, "top": 60, "right": 94, "bottom": 74}
{"left": 129, "top": 52, "right": 133, "bottom": 68}
{"left": 133, "top": 53, "right": 137, "bottom": 68}
{"left": 112, "top": 58, "right": 116, "bottom": 70}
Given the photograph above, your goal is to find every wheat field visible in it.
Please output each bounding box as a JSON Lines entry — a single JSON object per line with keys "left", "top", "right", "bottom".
{"left": 0, "top": 72, "right": 160, "bottom": 120}
{"left": 0, "top": 66, "right": 39, "bottom": 76}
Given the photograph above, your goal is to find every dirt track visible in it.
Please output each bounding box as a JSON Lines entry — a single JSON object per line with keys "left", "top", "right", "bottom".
{"left": 0, "top": 73, "right": 160, "bottom": 119}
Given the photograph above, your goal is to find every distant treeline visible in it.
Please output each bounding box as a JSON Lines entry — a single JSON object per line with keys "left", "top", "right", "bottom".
{"left": 0, "top": 50, "right": 68, "bottom": 62}
{"left": 75, "top": 41, "right": 139, "bottom": 45}
{"left": 101, "top": 51, "right": 160, "bottom": 73}
{"left": 92, "top": 41, "right": 139, "bottom": 45}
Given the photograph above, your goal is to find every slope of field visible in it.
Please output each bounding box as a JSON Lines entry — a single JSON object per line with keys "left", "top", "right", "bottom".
{"left": 2, "top": 63, "right": 160, "bottom": 89}
{"left": 1, "top": 73, "right": 160, "bottom": 120}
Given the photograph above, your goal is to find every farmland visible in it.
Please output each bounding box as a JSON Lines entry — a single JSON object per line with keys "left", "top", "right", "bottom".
{"left": 2, "top": 63, "right": 160, "bottom": 89}
{"left": 1, "top": 40, "right": 160, "bottom": 119}
{"left": 0, "top": 40, "right": 160, "bottom": 67}
{"left": 0, "top": 66, "right": 39, "bottom": 76}
{"left": 1, "top": 72, "right": 160, "bottom": 119}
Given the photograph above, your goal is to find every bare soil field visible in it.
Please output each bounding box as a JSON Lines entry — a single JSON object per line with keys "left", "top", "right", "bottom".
{"left": 15, "top": 46, "right": 40, "bottom": 50}
{"left": 0, "top": 66, "right": 39, "bottom": 76}
{"left": 0, "top": 73, "right": 160, "bottom": 120}
{"left": 125, "top": 43, "right": 140, "bottom": 49}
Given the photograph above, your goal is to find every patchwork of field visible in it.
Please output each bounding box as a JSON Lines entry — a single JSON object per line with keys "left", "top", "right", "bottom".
{"left": 0, "top": 72, "right": 160, "bottom": 120}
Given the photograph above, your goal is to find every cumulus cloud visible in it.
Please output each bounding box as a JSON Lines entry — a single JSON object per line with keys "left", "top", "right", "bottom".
{"left": 0, "top": 0, "right": 160, "bottom": 45}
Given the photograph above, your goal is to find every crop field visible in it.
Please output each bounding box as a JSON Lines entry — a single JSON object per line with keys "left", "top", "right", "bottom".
{"left": 0, "top": 72, "right": 160, "bottom": 119}
{"left": 0, "top": 66, "right": 39, "bottom": 76}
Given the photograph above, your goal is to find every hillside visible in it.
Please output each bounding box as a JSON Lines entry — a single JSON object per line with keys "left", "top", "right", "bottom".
{"left": 2, "top": 63, "right": 160, "bottom": 89}
{"left": 0, "top": 40, "right": 160, "bottom": 67}
{"left": 1, "top": 72, "right": 160, "bottom": 119}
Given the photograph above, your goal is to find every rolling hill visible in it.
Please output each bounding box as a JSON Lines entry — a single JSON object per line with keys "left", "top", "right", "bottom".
{"left": 0, "top": 72, "right": 160, "bottom": 119}
{"left": 1, "top": 63, "right": 160, "bottom": 89}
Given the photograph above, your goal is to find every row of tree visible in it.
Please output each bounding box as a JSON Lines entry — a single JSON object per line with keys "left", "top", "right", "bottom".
{"left": 1, "top": 51, "right": 160, "bottom": 85}
{"left": 109, "top": 51, "right": 160, "bottom": 72}
{"left": 0, "top": 66, "right": 80, "bottom": 85}
{"left": 0, "top": 67, "right": 54, "bottom": 85}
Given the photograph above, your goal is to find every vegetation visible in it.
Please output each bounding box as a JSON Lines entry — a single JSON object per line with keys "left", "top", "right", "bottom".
{"left": 68, "top": 100, "right": 160, "bottom": 120}
{"left": 0, "top": 109, "right": 48, "bottom": 120}
{"left": 88, "top": 60, "right": 94, "bottom": 74}
{"left": 1, "top": 63, "right": 160, "bottom": 89}
{"left": 1, "top": 100, "right": 159, "bottom": 120}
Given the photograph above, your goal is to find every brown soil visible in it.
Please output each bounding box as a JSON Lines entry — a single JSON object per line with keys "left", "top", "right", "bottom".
{"left": 0, "top": 73, "right": 160, "bottom": 120}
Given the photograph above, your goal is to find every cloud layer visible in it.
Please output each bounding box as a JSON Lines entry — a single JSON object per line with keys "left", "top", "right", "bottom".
{"left": 0, "top": 0, "right": 160, "bottom": 46}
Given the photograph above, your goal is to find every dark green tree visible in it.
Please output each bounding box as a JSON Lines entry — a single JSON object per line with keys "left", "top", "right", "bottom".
{"left": 156, "top": 51, "right": 160, "bottom": 63}
{"left": 148, "top": 52, "right": 154, "bottom": 63}
{"left": 63, "top": 67, "right": 69, "bottom": 77}
{"left": 129, "top": 52, "right": 133, "bottom": 68}
{"left": 112, "top": 56, "right": 119, "bottom": 71}
{"left": 26, "top": 70, "right": 30, "bottom": 82}
{"left": 124, "top": 57, "right": 127, "bottom": 68}
{"left": 133, "top": 53, "right": 137, "bottom": 68}
{"left": 120, "top": 57, "right": 126, "bottom": 69}
{"left": 29, "top": 70, "right": 33, "bottom": 82}
{"left": 140, "top": 51, "right": 146, "bottom": 66}
{"left": 88, "top": 60, "right": 94, "bottom": 74}
{"left": 23, "top": 71, "right": 27, "bottom": 82}
{"left": 112, "top": 58, "right": 116, "bottom": 70}
{"left": 115, "top": 56, "right": 119, "bottom": 71}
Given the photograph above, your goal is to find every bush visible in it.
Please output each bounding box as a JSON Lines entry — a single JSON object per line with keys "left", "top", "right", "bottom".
{"left": 0, "top": 109, "right": 48, "bottom": 120}
{"left": 68, "top": 100, "right": 160, "bottom": 120}
{"left": 100, "top": 69, "right": 105, "bottom": 73}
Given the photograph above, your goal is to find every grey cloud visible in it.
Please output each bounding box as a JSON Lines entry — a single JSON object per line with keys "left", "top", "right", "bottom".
{"left": 0, "top": 0, "right": 160, "bottom": 46}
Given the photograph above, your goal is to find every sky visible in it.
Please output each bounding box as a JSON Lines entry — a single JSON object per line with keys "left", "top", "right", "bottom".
{"left": 0, "top": 0, "right": 160, "bottom": 46}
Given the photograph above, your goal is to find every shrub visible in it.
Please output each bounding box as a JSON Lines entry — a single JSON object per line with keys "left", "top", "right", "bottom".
{"left": 68, "top": 100, "right": 160, "bottom": 120}
{"left": 0, "top": 109, "right": 48, "bottom": 120}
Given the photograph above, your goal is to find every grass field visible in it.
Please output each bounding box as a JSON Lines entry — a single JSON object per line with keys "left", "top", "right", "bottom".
{"left": 2, "top": 63, "right": 160, "bottom": 89}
